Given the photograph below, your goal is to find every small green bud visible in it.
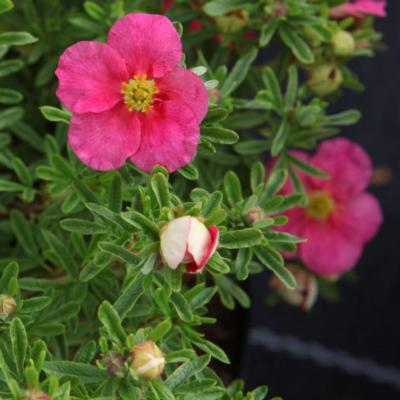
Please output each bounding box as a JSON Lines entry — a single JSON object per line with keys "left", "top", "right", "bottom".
{"left": 0, "top": 294, "right": 16, "bottom": 316}
{"left": 21, "top": 388, "right": 51, "bottom": 400}
{"left": 130, "top": 341, "right": 165, "bottom": 380}
{"left": 103, "top": 351, "right": 126, "bottom": 378}
{"left": 307, "top": 63, "right": 343, "bottom": 97}
{"left": 215, "top": 10, "right": 249, "bottom": 33}
{"left": 331, "top": 30, "right": 355, "bottom": 56}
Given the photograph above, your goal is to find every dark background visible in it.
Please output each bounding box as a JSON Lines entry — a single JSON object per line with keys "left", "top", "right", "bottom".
{"left": 241, "top": 2, "right": 400, "bottom": 398}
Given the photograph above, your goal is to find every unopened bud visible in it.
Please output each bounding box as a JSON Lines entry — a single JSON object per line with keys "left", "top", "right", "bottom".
{"left": 245, "top": 206, "right": 267, "bottom": 224}
{"left": 215, "top": 9, "right": 249, "bottom": 33}
{"left": 331, "top": 30, "right": 355, "bottom": 56}
{"left": 103, "top": 351, "right": 126, "bottom": 378}
{"left": 307, "top": 63, "right": 343, "bottom": 97}
{"left": 270, "top": 265, "right": 318, "bottom": 311}
{"left": 0, "top": 294, "right": 16, "bottom": 315}
{"left": 130, "top": 341, "right": 165, "bottom": 380}
{"left": 22, "top": 388, "right": 51, "bottom": 400}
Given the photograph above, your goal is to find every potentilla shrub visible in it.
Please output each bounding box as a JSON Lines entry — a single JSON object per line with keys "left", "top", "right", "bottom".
{"left": 0, "top": 0, "right": 385, "bottom": 398}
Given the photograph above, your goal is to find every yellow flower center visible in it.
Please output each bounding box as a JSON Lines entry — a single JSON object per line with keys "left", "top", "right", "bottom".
{"left": 121, "top": 75, "right": 159, "bottom": 112}
{"left": 307, "top": 191, "right": 335, "bottom": 220}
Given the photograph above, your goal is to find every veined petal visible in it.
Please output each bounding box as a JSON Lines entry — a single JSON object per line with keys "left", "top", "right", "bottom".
{"left": 130, "top": 100, "right": 199, "bottom": 173}
{"left": 108, "top": 13, "right": 182, "bottom": 78}
{"left": 68, "top": 104, "right": 140, "bottom": 171}
{"left": 56, "top": 41, "right": 128, "bottom": 114}
{"left": 187, "top": 218, "right": 212, "bottom": 266}
{"left": 157, "top": 67, "right": 209, "bottom": 124}
{"left": 160, "top": 216, "right": 192, "bottom": 269}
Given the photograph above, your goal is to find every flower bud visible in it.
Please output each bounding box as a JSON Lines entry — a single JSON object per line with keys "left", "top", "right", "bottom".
{"left": 270, "top": 265, "right": 318, "bottom": 311}
{"left": 307, "top": 63, "right": 343, "bottom": 97}
{"left": 215, "top": 10, "right": 249, "bottom": 34}
{"left": 331, "top": 30, "right": 355, "bottom": 56}
{"left": 21, "top": 388, "right": 51, "bottom": 400}
{"left": 245, "top": 206, "right": 267, "bottom": 224}
{"left": 0, "top": 294, "right": 16, "bottom": 316}
{"left": 130, "top": 341, "right": 165, "bottom": 380}
{"left": 160, "top": 216, "right": 219, "bottom": 273}
{"left": 103, "top": 351, "right": 126, "bottom": 378}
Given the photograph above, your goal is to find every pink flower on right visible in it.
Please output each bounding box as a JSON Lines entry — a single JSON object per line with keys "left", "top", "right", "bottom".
{"left": 278, "top": 138, "right": 383, "bottom": 277}
{"left": 330, "top": 0, "right": 387, "bottom": 19}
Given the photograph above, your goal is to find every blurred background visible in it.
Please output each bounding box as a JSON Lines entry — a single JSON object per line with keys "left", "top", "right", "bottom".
{"left": 241, "top": 1, "right": 400, "bottom": 398}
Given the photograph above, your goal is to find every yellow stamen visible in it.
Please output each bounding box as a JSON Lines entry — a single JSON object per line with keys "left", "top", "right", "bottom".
{"left": 307, "top": 191, "right": 335, "bottom": 220}
{"left": 121, "top": 75, "right": 159, "bottom": 112}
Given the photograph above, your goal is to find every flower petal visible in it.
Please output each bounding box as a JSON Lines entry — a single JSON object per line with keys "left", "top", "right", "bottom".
{"left": 300, "top": 221, "right": 363, "bottom": 276}
{"left": 157, "top": 67, "right": 209, "bottom": 124}
{"left": 333, "top": 192, "right": 383, "bottom": 244}
{"left": 108, "top": 13, "right": 182, "bottom": 78}
{"left": 309, "top": 138, "right": 372, "bottom": 200}
{"left": 68, "top": 103, "right": 140, "bottom": 171}
{"left": 130, "top": 101, "right": 199, "bottom": 173}
{"left": 187, "top": 218, "right": 212, "bottom": 265}
{"left": 330, "top": 0, "right": 386, "bottom": 18}
{"left": 55, "top": 41, "right": 128, "bottom": 114}
{"left": 186, "top": 225, "right": 219, "bottom": 273}
{"left": 160, "top": 216, "right": 192, "bottom": 269}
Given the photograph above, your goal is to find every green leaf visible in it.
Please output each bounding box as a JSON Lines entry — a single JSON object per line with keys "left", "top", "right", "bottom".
{"left": 207, "top": 253, "right": 230, "bottom": 274}
{"left": 171, "top": 292, "right": 193, "bottom": 322}
{"left": 60, "top": 218, "right": 108, "bottom": 235}
{"left": 324, "top": 109, "right": 361, "bottom": 126}
{"left": 11, "top": 156, "right": 32, "bottom": 186}
{"left": 149, "top": 379, "right": 175, "bottom": 400}
{"left": 39, "top": 106, "right": 71, "bottom": 123}
{"left": 151, "top": 172, "right": 171, "bottom": 208}
{"left": 260, "top": 17, "right": 278, "bottom": 47}
{"left": 204, "top": 107, "right": 230, "bottom": 124}
{"left": 21, "top": 296, "right": 51, "bottom": 313}
{"left": 221, "top": 48, "right": 258, "bottom": 97}
{"left": 250, "top": 162, "right": 265, "bottom": 193}
{"left": 223, "top": 171, "right": 242, "bottom": 205}
{"left": 121, "top": 210, "right": 159, "bottom": 238}
{"left": 108, "top": 174, "right": 122, "bottom": 212}
{"left": 83, "top": 1, "right": 106, "bottom": 21}
{"left": 0, "top": 60, "right": 24, "bottom": 78}
{"left": 165, "top": 355, "right": 210, "bottom": 389}
{"left": 0, "top": 106, "right": 24, "bottom": 130}
{"left": 201, "top": 127, "right": 239, "bottom": 144}
{"left": 285, "top": 65, "right": 298, "bottom": 107}
{"left": 0, "top": 88, "right": 23, "bottom": 104}
{"left": 0, "top": 179, "right": 25, "bottom": 193}
{"left": 98, "top": 242, "right": 141, "bottom": 265}
{"left": 86, "top": 202, "right": 131, "bottom": 232}
{"left": 203, "top": 0, "right": 247, "bottom": 16}
{"left": 234, "top": 140, "right": 270, "bottom": 156}
{"left": 113, "top": 274, "right": 144, "bottom": 319}
{"left": 288, "top": 153, "right": 329, "bottom": 178}
{"left": 0, "top": 261, "right": 18, "bottom": 291}
{"left": 193, "top": 340, "right": 230, "bottom": 364}
{"left": 37, "top": 302, "right": 80, "bottom": 323}
{"left": 42, "top": 230, "right": 79, "bottom": 279}
{"left": 214, "top": 275, "right": 250, "bottom": 308}
{"left": 178, "top": 164, "right": 199, "bottom": 180}
{"left": 201, "top": 191, "right": 223, "bottom": 217}
{"left": 0, "top": 0, "right": 13, "bottom": 13}
{"left": 264, "top": 231, "right": 305, "bottom": 244}
{"left": 271, "top": 119, "right": 289, "bottom": 156}
{"left": 219, "top": 228, "right": 262, "bottom": 249}
{"left": 10, "top": 318, "right": 27, "bottom": 376}
{"left": 279, "top": 24, "right": 314, "bottom": 64}
{"left": 261, "top": 67, "right": 284, "bottom": 110}
{"left": 254, "top": 246, "right": 296, "bottom": 289}
{"left": 0, "top": 31, "right": 37, "bottom": 46}
{"left": 98, "top": 301, "right": 126, "bottom": 344}
{"left": 234, "top": 248, "right": 252, "bottom": 280}
{"left": 264, "top": 167, "right": 288, "bottom": 197}
{"left": 149, "top": 319, "right": 172, "bottom": 342}
{"left": 10, "top": 210, "right": 38, "bottom": 257}
{"left": 44, "top": 361, "right": 108, "bottom": 384}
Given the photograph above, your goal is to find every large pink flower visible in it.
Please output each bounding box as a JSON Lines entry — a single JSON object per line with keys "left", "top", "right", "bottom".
{"left": 274, "top": 138, "right": 383, "bottom": 277}
{"left": 330, "top": 0, "right": 386, "bottom": 19}
{"left": 55, "top": 13, "right": 208, "bottom": 173}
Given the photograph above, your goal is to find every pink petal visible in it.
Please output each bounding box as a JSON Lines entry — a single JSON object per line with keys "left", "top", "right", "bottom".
{"left": 333, "top": 192, "right": 383, "bottom": 244}
{"left": 187, "top": 225, "right": 219, "bottom": 273}
{"left": 309, "top": 138, "right": 372, "bottom": 200}
{"left": 68, "top": 103, "right": 140, "bottom": 171}
{"left": 157, "top": 67, "right": 209, "bottom": 124}
{"left": 300, "top": 221, "right": 363, "bottom": 276}
{"left": 107, "top": 13, "right": 182, "bottom": 78}
{"left": 130, "top": 101, "right": 199, "bottom": 173}
{"left": 160, "top": 216, "right": 192, "bottom": 269}
{"left": 55, "top": 41, "right": 128, "bottom": 114}
{"left": 330, "top": 0, "right": 386, "bottom": 18}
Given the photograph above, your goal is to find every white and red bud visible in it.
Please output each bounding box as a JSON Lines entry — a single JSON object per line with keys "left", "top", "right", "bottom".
{"left": 130, "top": 341, "right": 165, "bottom": 380}
{"left": 21, "top": 388, "right": 51, "bottom": 400}
{"left": 0, "top": 294, "right": 16, "bottom": 315}
{"left": 160, "top": 216, "right": 219, "bottom": 273}
{"left": 270, "top": 265, "right": 318, "bottom": 311}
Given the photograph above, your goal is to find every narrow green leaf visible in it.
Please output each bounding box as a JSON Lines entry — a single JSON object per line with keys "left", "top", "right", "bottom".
{"left": 219, "top": 228, "right": 262, "bottom": 249}
{"left": 234, "top": 140, "right": 270, "bottom": 156}
{"left": 288, "top": 153, "right": 329, "bottom": 178}
{"left": 271, "top": 119, "right": 289, "bottom": 156}
{"left": 10, "top": 318, "right": 27, "bottom": 376}
{"left": 234, "top": 248, "right": 252, "bottom": 280}
{"left": 260, "top": 18, "right": 278, "bottom": 47}
{"left": 121, "top": 210, "right": 159, "bottom": 238}
{"left": 0, "top": 0, "right": 14, "bottom": 14}
{"left": 113, "top": 274, "right": 144, "bottom": 319}
{"left": 178, "top": 164, "right": 199, "bottom": 180}
{"left": 149, "top": 319, "right": 172, "bottom": 342}
{"left": 171, "top": 292, "right": 193, "bottom": 322}
{"left": 0, "top": 106, "right": 24, "bottom": 129}
{"left": 10, "top": 210, "right": 38, "bottom": 257}
{"left": 250, "top": 162, "right": 265, "bottom": 193}
{"left": 108, "top": 174, "right": 122, "bottom": 212}
{"left": 193, "top": 340, "right": 230, "bottom": 364}
{"left": 279, "top": 24, "right": 314, "bottom": 64}
{"left": 223, "top": 171, "right": 242, "bottom": 205}
{"left": 151, "top": 172, "right": 171, "bottom": 208}
{"left": 39, "top": 106, "right": 71, "bottom": 124}
{"left": 201, "top": 127, "right": 239, "bottom": 144}
{"left": 204, "top": 107, "right": 229, "bottom": 124}
{"left": 60, "top": 218, "right": 108, "bottom": 235}
{"left": 0, "top": 59, "right": 24, "bottom": 78}
{"left": 98, "top": 242, "right": 141, "bottom": 265}
{"left": 285, "top": 65, "right": 298, "bottom": 107}
{"left": 0, "top": 31, "right": 37, "bottom": 46}
{"left": 0, "top": 88, "right": 23, "bottom": 104}
{"left": 261, "top": 67, "right": 284, "bottom": 110}
{"left": 324, "top": 109, "right": 361, "bottom": 126}
{"left": 98, "top": 301, "right": 126, "bottom": 344}
{"left": 44, "top": 361, "right": 108, "bottom": 384}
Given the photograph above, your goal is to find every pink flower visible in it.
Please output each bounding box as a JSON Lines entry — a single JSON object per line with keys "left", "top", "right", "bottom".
{"left": 273, "top": 138, "right": 383, "bottom": 277}
{"left": 55, "top": 13, "right": 208, "bottom": 173}
{"left": 160, "top": 216, "right": 219, "bottom": 273}
{"left": 330, "top": 0, "right": 386, "bottom": 19}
